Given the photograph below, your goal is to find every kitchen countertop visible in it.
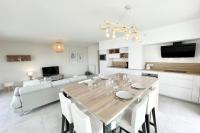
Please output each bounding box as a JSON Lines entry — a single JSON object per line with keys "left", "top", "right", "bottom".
{"left": 143, "top": 69, "right": 200, "bottom": 76}
{"left": 106, "top": 66, "right": 200, "bottom": 76}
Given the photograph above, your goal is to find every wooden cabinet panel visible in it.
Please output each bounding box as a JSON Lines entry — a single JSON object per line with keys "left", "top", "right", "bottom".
{"left": 109, "top": 49, "right": 119, "bottom": 54}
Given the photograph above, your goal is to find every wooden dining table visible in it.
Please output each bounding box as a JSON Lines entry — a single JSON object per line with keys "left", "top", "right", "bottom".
{"left": 63, "top": 73, "right": 158, "bottom": 133}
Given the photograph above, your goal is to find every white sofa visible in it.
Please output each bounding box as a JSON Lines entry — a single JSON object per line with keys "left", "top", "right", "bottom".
{"left": 10, "top": 75, "right": 87, "bottom": 114}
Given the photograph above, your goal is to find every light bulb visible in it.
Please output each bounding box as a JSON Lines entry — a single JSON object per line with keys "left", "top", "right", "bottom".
{"left": 57, "top": 45, "right": 61, "bottom": 49}
{"left": 125, "top": 33, "right": 130, "bottom": 40}
{"left": 105, "top": 32, "right": 110, "bottom": 38}
{"left": 112, "top": 31, "right": 116, "bottom": 39}
{"left": 135, "top": 35, "right": 139, "bottom": 40}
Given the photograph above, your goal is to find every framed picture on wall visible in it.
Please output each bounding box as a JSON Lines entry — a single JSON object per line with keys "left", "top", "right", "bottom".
{"left": 77, "top": 52, "right": 85, "bottom": 63}
{"left": 69, "top": 50, "right": 77, "bottom": 63}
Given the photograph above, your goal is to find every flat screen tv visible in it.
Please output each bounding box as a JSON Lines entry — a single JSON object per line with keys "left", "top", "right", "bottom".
{"left": 42, "top": 66, "right": 59, "bottom": 77}
{"left": 161, "top": 43, "right": 196, "bottom": 58}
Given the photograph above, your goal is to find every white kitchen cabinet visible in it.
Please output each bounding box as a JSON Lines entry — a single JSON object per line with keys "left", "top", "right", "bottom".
{"left": 158, "top": 72, "right": 193, "bottom": 102}
{"left": 160, "top": 83, "right": 192, "bottom": 101}
{"left": 128, "top": 45, "right": 144, "bottom": 70}
{"left": 107, "top": 53, "right": 120, "bottom": 59}
{"left": 142, "top": 71, "right": 199, "bottom": 103}
{"left": 119, "top": 47, "right": 128, "bottom": 53}
{"left": 192, "top": 75, "right": 200, "bottom": 103}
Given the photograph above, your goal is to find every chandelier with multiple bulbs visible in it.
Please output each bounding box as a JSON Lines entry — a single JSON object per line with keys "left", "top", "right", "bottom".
{"left": 101, "top": 5, "right": 141, "bottom": 41}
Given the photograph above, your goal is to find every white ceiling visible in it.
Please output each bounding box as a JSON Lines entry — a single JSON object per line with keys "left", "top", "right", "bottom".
{"left": 0, "top": 0, "right": 199, "bottom": 44}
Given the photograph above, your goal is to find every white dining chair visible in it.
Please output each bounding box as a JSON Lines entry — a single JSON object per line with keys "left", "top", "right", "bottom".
{"left": 117, "top": 96, "right": 148, "bottom": 133}
{"left": 145, "top": 87, "right": 159, "bottom": 133}
{"left": 71, "top": 103, "right": 103, "bottom": 133}
{"left": 59, "top": 93, "right": 74, "bottom": 133}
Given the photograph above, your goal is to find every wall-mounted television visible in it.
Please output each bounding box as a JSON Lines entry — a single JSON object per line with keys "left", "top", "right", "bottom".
{"left": 161, "top": 42, "right": 196, "bottom": 58}
{"left": 42, "top": 66, "right": 59, "bottom": 77}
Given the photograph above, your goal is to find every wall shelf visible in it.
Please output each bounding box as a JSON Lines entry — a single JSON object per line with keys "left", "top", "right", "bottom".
{"left": 109, "top": 49, "right": 120, "bottom": 54}
{"left": 6, "top": 55, "right": 31, "bottom": 62}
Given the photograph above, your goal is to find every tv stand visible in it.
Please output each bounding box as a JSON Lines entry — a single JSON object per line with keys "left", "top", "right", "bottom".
{"left": 51, "top": 74, "right": 64, "bottom": 81}
{"left": 41, "top": 74, "right": 64, "bottom": 81}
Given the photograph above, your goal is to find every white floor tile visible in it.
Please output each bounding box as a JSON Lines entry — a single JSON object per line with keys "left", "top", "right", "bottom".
{"left": 0, "top": 91, "right": 200, "bottom": 133}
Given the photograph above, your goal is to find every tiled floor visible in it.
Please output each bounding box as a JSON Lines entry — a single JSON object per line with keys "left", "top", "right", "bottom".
{"left": 0, "top": 91, "right": 200, "bottom": 133}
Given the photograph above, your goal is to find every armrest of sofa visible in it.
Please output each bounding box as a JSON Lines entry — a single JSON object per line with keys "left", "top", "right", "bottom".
{"left": 10, "top": 87, "right": 22, "bottom": 109}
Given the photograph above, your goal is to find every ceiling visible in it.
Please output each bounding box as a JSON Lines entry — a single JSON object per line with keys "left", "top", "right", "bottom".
{"left": 0, "top": 0, "right": 199, "bottom": 44}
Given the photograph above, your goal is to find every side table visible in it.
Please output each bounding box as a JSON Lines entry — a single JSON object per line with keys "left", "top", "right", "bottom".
{"left": 3, "top": 82, "right": 14, "bottom": 92}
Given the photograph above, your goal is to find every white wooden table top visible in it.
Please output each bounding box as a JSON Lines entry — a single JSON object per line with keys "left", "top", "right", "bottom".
{"left": 64, "top": 73, "right": 158, "bottom": 125}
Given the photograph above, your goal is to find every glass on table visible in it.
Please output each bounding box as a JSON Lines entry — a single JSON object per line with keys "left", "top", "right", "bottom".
{"left": 122, "top": 74, "right": 128, "bottom": 81}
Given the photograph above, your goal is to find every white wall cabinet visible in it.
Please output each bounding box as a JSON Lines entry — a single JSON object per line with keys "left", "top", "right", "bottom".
{"left": 128, "top": 45, "right": 144, "bottom": 70}
{"left": 107, "top": 54, "right": 120, "bottom": 59}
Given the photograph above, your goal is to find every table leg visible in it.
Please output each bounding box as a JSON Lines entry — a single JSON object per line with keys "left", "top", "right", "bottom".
{"left": 103, "top": 123, "right": 112, "bottom": 133}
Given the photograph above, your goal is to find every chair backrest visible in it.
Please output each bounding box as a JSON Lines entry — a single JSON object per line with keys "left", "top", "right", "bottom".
{"left": 146, "top": 87, "right": 159, "bottom": 114}
{"left": 59, "top": 93, "right": 73, "bottom": 124}
{"left": 131, "top": 96, "right": 148, "bottom": 133}
{"left": 71, "top": 103, "right": 92, "bottom": 133}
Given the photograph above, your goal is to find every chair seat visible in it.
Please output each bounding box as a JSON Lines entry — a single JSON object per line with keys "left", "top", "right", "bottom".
{"left": 117, "top": 109, "right": 132, "bottom": 132}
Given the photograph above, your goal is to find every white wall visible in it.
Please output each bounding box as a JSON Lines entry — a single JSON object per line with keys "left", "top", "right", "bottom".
{"left": 88, "top": 45, "right": 99, "bottom": 74}
{"left": 99, "top": 18, "right": 200, "bottom": 71}
{"left": 140, "top": 18, "right": 200, "bottom": 45}
{"left": 0, "top": 41, "right": 88, "bottom": 89}
{"left": 143, "top": 41, "right": 200, "bottom": 63}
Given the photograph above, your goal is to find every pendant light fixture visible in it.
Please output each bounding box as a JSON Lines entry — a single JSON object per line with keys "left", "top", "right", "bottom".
{"left": 53, "top": 41, "right": 64, "bottom": 53}
{"left": 101, "top": 4, "right": 141, "bottom": 41}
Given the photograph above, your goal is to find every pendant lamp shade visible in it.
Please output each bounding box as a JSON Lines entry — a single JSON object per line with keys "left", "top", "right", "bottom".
{"left": 53, "top": 41, "right": 64, "bottom": 53}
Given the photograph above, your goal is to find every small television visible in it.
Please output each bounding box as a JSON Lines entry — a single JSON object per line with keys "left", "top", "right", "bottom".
{"left": 42, "top": 66, "right": 59, "bottom": 77}
{"left": 161, "top": 42, "right": 196, "bottom": 58}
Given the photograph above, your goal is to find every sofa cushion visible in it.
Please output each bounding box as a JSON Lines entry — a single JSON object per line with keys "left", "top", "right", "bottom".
{"left": 40, "top": 81, "right": 52, "bottom": 86}
{"left": 69, "top": 75, "right": 87, "bottom": 82}
{"left": 23, "top": 79, "right": 40, "bottom": 87}
{"left": 19, "top": 82, "right": 52, "bottom": 95}
{"left": 10, "top": 95, "right": 22, "bottom": 109}
{"left": 52, "top": 79, "right": 70, "bottom": 86}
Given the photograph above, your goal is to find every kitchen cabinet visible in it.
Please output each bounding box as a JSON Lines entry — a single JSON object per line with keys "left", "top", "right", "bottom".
{"left": 107, "top": 53, "right": 120, "bottom": 59}
{"left": 192, "top": 75, "right": 200, "bottom": 103}
{"left": 128, "top": 45, "right": 144, "bottom": 69}
{"left": 100, "top": 67, "right": 200, "bottom": 104}
{"left": 145, "top": 71, "right": 199, "bottom": 103}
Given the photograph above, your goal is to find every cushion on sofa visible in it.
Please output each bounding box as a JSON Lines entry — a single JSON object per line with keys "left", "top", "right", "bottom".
{"left": 10, "top": 95, "right": 22, "bottom": 109}
{"left": 23, "top": 79, "right": 40, "bottom": 87}
{"left": 40, "top": 81, "right": 52, "bottom": 86}
{"left": 52, "top": 79, "right": 70, "bottom": 86}
{"left": 19, "top": 82, "right": 52, "bottom": 95}
{"left": 69, "top": 75, "right": 87, "bottom": 82}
